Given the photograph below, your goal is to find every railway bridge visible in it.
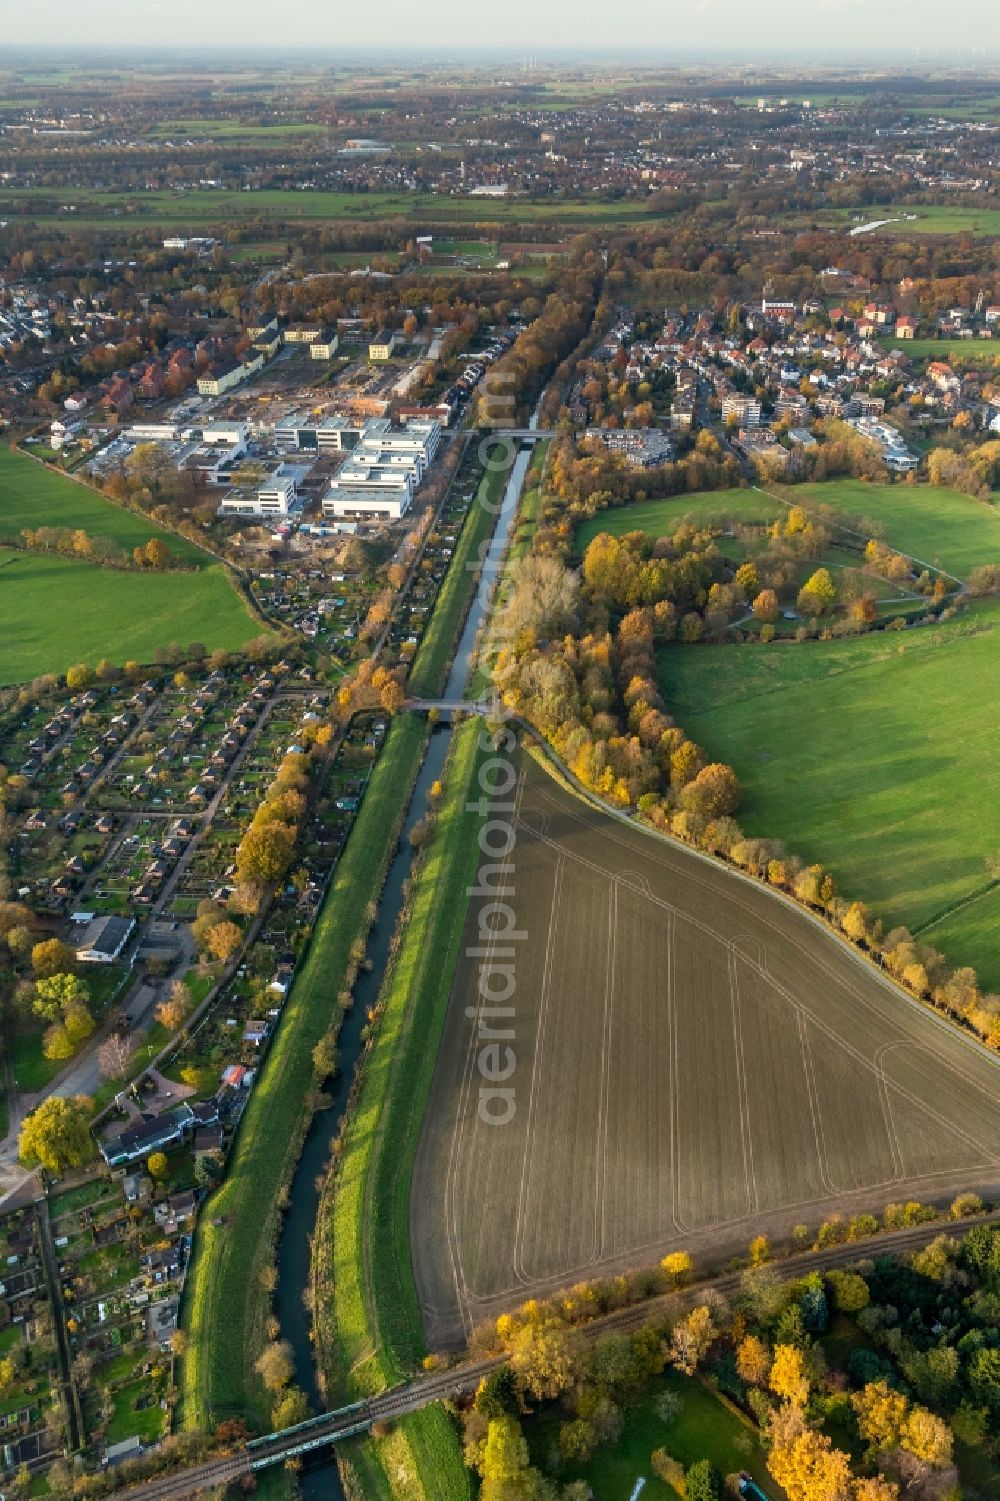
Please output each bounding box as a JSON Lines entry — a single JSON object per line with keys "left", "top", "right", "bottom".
{"left": 108, "top": 1216, "right": 1000, "bottom": 1500}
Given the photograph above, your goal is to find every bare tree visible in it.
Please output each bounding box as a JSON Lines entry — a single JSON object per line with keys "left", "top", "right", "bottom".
{"left": 98, "top": 1031, "right": 136, "bottom": 1081}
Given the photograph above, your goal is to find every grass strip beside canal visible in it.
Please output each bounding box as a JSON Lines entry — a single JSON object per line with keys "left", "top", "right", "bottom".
{"left": 179, "top": 714, "right": 428, "bottom": 1432}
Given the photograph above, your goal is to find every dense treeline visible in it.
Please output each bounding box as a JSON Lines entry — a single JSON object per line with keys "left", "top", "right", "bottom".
{"left": 926, "top": 440, "right": 1000, "bottom": 499}
{"left": 458, "top": 1202, "right": 999, "bottom": 1501}
{"left": 475, "top": 263, "right": 603, "bottom": 426}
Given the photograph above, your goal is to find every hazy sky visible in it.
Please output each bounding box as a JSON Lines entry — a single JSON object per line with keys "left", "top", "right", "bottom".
{"left": 7, "top": 0, "right": 999, "bottom": 55}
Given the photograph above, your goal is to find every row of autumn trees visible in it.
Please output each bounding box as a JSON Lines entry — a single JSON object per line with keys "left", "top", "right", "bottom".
{"left": 458, "top": 1207, "right": 998, "bottom": 1501}
{"left": 475, "top": 267, "right": 601, "bottom": 428}
{"left": 492, "top": 510, "right": 1000, "bottom": 1049}
{"left": 17, "top": 526, "right": 181, "bottom": 571}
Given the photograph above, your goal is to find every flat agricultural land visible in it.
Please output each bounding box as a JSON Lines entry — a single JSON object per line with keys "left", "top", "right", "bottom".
{"left": 0, "top": 445, "right": 207, "bottom": 563}
{"left": 659, "top": 605, "right": 1000, "bottom": 978}
{"left": 0, "top": 186, "right": 670, "bottom": 231}
{"left": 0, "top": 548, "right": 258, "bottom": 683}
{"left": 574, "top": 488, "right": 783, "bottom": 552}
{"left": 410, "top": 750, "right": 1000, "bottom": 1346}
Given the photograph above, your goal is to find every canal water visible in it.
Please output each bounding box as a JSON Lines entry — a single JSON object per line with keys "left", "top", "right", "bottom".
{"left": 274, "top": 430, "right": 535, "bottom": 1496}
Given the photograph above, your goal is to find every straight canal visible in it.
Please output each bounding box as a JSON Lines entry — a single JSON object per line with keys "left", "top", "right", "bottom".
{"left": 273, "top": 431, "right": 536, "bottom": 1495}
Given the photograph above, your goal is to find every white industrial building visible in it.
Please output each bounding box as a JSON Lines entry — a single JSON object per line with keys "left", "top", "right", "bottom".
{"left": 323, "top": 486, "right": 412, "bottom": 521}
{"left": 218, "top": 469, "right": 300, "bottom": 520}
{"left": 321, "top": 418, "right": 441, "bottom": 521}
{"left": 274, "top": 411, "right": 379, "bottom": 452}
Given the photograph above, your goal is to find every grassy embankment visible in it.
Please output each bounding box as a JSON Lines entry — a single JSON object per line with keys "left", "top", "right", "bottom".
{"left": 179, "top": 444, "right": 506, "bottom": 1442}
{"left": 465, "top": 437, "right": 550, "bottom": 700}
{"left": 178, "top": 714, "right": 428, "bottom": 1432}
{"left": 0, "top": 447, "right": 259, "bottom": 680}
{"left": 509, "top": 437, "right": 550, "bottom": 564}
{"left": 316, "top": 719, "right": 482, "bottom": 1501}
{"left": 310, "top": 448, "right": 530, "bottom": 1499}
{"left": 406, "top": 446, "right": 509, "bottom": 699}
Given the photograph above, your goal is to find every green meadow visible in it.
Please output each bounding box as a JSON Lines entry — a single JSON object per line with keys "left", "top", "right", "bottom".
{"left": 0, "top": 549, "right": 259, "bottom": 684}
{"left": 877, "top": 335, "right": 1000, "bottom": 365}
{"left": 0, "top": 185, "right": 674, "bottom": 231}
{"left": 0, "top": 445, "right": 206, "bottom": 563}
{"left": 574, "top": 488, "right": 784, "bottom": 552}
{"left": 659, "top": 605, "right": 1000, "bottom": 983}
{"left": 575, "top": 478, "right": 1000, "bottom": 584}
{"left": 822, "top": 204, "right": 1000, "bottom": 236}
{"left": 0, "top": 446, "right": 261, "bottom": 680}
{"left": 787, "top": 479, "right": 1000, "bottom": 581}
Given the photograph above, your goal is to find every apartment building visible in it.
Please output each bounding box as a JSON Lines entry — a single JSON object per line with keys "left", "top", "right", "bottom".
{"left": 309, "top": 330, "right": 340, "bottom": 360}
{"left": 196, "top": 353, "right": 264, "bottom": 398}
{"left": 722, "top": 393, "right": 762, "bottom": 427}
{"left": 368, "top": 329, "right": 397, "bottom": 361}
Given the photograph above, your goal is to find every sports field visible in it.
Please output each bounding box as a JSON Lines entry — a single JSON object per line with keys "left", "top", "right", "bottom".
{"left": 876, "top": 335, "right": 1000, "bottom": 365}
{"left": 659, "top": 606, "right": 1000, "bottom": 973}
{"left": 0, "top": 549, "right": 259, "bottom": 683}
{"left": 410, "top": 750, "right": 1000, "bottom": 1345}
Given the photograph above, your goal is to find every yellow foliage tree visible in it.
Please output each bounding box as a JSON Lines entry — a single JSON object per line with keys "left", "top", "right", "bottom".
{"left": 768, "top": 1412, "right": 852, "bottom": 1501}
{"left": 900, "top": 1407, "right": 953, "bottom": 1468}
{"left": 736, "top": 1334, "right": 771, "bottom": 1387}
{"left": 851, "top": 1381, "right": 908, "bottom": 1453}
{"left": 770, "top": 1344, "right": 811, "bottom": 1408}
{"left": 507, "top": 1321, "right": 578, "bottom": 1401}
{"left": 668, "top": 1305, "right": 715, "bottom": 1376}
{"left": 660, "top": 1251, "right": 694, "bottom": 1288}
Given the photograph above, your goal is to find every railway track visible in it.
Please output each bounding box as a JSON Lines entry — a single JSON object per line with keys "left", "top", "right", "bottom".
{"left": 113, "top": 1212, "right": 998, "bottom": 1499}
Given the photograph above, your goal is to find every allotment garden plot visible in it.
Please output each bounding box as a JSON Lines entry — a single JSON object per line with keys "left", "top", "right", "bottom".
{"left": 411, "top": 752, "right": 1000, "bottom": 1345}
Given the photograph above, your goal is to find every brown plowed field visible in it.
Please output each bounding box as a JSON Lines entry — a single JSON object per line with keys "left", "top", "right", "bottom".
{"left": 411, "top": 751, "right": 1000, "bottom": 1347}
